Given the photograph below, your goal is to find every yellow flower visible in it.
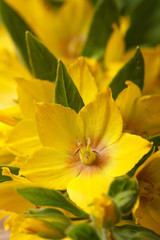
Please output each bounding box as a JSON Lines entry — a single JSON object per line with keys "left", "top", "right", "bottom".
{"left": 5, "top": 0, "right": 93, "bottom": 64}
{"left": 21, "top": 88, "right": 152, "bottom": 210}
{"left": 134, "top": 150, "right": 160, "bottom": 235}
{"left": 3, "top": 58, "right": 97, "bottom": 159}
{"left": 91, "top": 194, "right": 120, "bottom": 228}
{"left": 116, "top": 81, "right": 160, "bottom": 138}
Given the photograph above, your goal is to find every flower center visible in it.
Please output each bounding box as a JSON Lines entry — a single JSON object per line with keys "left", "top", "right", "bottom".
{"left": 79, "top": 146, "right": 97, "bottom": 165}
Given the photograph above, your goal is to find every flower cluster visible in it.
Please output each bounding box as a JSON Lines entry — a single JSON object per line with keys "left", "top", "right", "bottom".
{"left": 0, "top": 0, "right": 160, "bottom": 240}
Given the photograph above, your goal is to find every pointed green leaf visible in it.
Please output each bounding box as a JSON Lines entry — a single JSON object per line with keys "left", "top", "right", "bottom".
{"left": 82, "top": 0, "right": 119, "bottom": 60}
{"left": 125, "top": 0, "right": 160, "bottom": 50}
{"left": 0, "top": 166, "right": 20, "bottom": 183}
{"left": 111, "top": 224, "right": 160, "bottom": 240}
{"left": 26, "top": 32, "right": 58, "bottom": 82}
{"left": 54, "top": 60, "right": 84, "bottom": 112}
{"left": 28, "top": 208, "right": 69, "bottom": 219}
{"left": 67, "top": 223, "right": 100, "bottom": 240}
{"left": 110, "top": 48, "right": 144, "bottom": 99}
{"left": 108, "top": 176, "right": 139, "bottom": 215}
{"left": 17, "top": 187, "right": 88, "bottom": 218}
{"left": 0, "top": 0, "right": 34, "bottom": 69}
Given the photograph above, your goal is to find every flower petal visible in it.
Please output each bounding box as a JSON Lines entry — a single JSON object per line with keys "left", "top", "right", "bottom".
{"left": 67, "top": 167, "right": 113, "bottom": 211}
{"left": 102, "top": 133, "right": 152, "bottom": 177}
{"left": 116, "top": 81, "right": 141, "bottom": 123}
{"left": 36, "top": 103, "right": 84, "bottom": 152}
{"left": 21, "top": 147, "right": 81, "bottom": 190}
{"left": 79, "top": 89, "right": 123, "bottom": 148}
{"left": 0, "top": 181, "right": 34, "bottom": 213}
{"left": 5, "top": 119, "right": 41, "bottom": 157}
{"left": 69, "top": 57, "right": 98, "bottom": 105}
{"left": 126, "top": 95, "right": 160, "bottom": 137}
{"left": 135, "top": 197, "right": 160, "bottom": 235}
{"left": 16, "top": 78, "right": 54, "bottom": 118}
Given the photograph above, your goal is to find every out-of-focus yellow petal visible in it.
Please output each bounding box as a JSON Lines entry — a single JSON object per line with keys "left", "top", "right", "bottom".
{"left": 16, "top": 78, "right": 54, "bottom": 118}
{"left": 116, "top": 81, "right": 141, "bottom": 123}
{"left": 5, "top": 0, "right": 93, "bottom": 62}
{"left": 104, "top": 24, "right": 125, "bottom": 67}
{"left": 135, "top": 197, "right": 160, "bottom": 235}
{"left": 135, "top": 151, "right": 160, "bottom": 190}
{"left": 36, "top": 103, "right": 83, "bottom": 152}
{"left": 0, "top": 181, "right": 34, "bottom": 213}
{"left": 79, "top": 89, "right": 123, "bottom": 149}
{"left": 5, "top": 119, "right": 41, "bottom": 157}
{"left": 21, "top": 147, "right": 81, "bottom": 190}
{"left": 0, "top": 148, "right": 14, "bottom": 165}
{"left": 134, "top": 151, "right": 160, "bottom": 235}
{"left": 0, "top": 25, "right": 15, "bottom": 52}
{"left": 69, "top": 57, "right": 98, "bottom": 105}
{"left": 102, "top": 133, "right": 152, "bottom": 177}
{"left": 0, "top": 105, "right": 22, "bottom": 126}
{"left": 10, "top": 214, "right": 43, "bottom": 240}
{"left": 128, "top": 95, "right": 160, "bottom": 137}
{"left": 67, "top": 168, "right": 113, "bottom": 211}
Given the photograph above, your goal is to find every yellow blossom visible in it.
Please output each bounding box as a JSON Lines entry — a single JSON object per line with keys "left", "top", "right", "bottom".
{"left": 91, "top": 194, "right": 120, "bottom": 228}
{"left": 116, "top": 81, "right": 160, "bottom": 138}
{"left": 5, "top": 0, "right": 93, "bottom": 64}
{"left": 20, "top": 88, "right": 152, "bottom": 210}
{"left": 134, "top": 150, "right": 160, "bottom": 235}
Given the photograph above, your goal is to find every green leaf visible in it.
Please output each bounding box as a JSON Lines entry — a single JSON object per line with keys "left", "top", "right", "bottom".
{"left": 17, "top": 187, "right": 87, "bottom": 218}
{"left": 108, "top": 176, "right": 139, "bottom": 215}
{"left": 67, "top": 223, "right": 100, "bottom": 240}
{"left": 28, "top": 208, "right": 69, "bottom": 219}
{"left": 27, "top": 208, "right": 71, "bottom": 239}
{"left": 148, "top": 134, "right": 160, "bottom": 148}
{"left": 115, "top": 0, "right": 139, "bottom": 15}
{"left": 125, "top": 0, "right": 160, "bottom": 50}
{"left": 0, "top": 0, "right": 34, "bottom": 69}
{"left": 109, "top": 47, "right": 144, "bottom": 99}
{"left": 82, "top": 0, "right": 119, "bottom": 60}
{"left": 111, "top": 224, "right": 160, "bottom": 240}
{"left": 26, "top": 31, "right": 58, "bottom": 82}
{"left": 0, "top": 166, "right": 19, "bottom": 183}
{"left": 54, "top": 60, "right": 84, "bottom": 113}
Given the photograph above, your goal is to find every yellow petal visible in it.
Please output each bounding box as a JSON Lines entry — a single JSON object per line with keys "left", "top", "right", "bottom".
{"left": 126, "top": 95, "right": 160, "bottom": 138}
{"left": 79, "top": 89, "right": 123, "bottom": 149}
{"left": 5, "top": 0, "right": 93, "bottom": 62}
{"left": 0, "top": 148, "right": 14, "bottom": 165}
{"left": 36, "top": 103, "right": 83, "bottom": 152}
{"left": 135, "top": 151, "right": 160, "bottom": 189}
{"left": 69, "top": 57, "right": 98, "bottom": 105}
{"left": 116, "top": 81, "right": 141, "bottom": 123}
{"left": 10, "top": 214, "right": 43, "bottom": 240}
{"left": 134, "top": 197, "right": 160, "bottom": 235}
{"left": 16, "top": 78, "right": 54, "bottom": 118}
{"left": 5, "top": 119, "right": 41, "bottom": 157}
{"left": 104, "top": 24, "right": 125, "bottom": 67}
{"left": 67, "top": 168, "right": 113, "bottom": 211}
{"left": 21, "top": 147, "right": 81, "bottom": 190}
{"left": 102, "top": 133, "right": 152, "bottom": 177}
{"left": 0, "top": 181, "right": 34, "bottom": 213}
{"left": 0, "top": 105, "right": 22, "bottom": 126}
